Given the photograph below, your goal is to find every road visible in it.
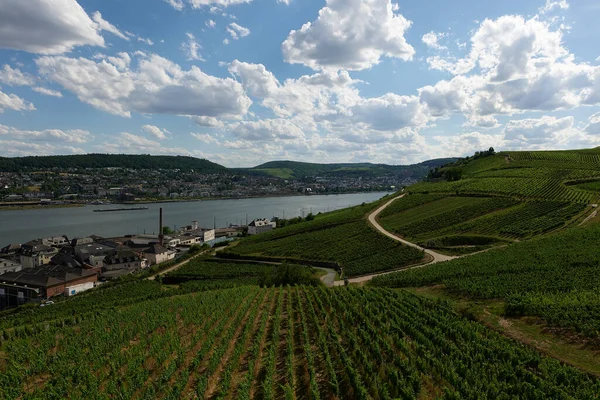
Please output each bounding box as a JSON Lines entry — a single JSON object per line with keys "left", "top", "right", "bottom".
{"left": 333, "top": 194, "right": 457, "bottom": 286}
{"left": 146, "top": 250, "right": 210, "bottom": 280}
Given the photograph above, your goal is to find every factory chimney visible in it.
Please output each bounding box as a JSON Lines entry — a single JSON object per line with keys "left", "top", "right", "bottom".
{"left": 159, "top": 207, "right": 164, "bottom": 246}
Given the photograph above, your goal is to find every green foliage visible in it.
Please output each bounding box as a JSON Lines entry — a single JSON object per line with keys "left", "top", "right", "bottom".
{"left": 1, "top": 286, "right": 598, "bottom": 398}
{"left": 370, "top": 221, "right": 600, "bottom": 337}
{"left": 162, "top": 226, "right": 174, "bottom": 235}
{"left": 228, "top": 200, "right": 424, "bottom": 277}
{"left": 257, "top": 264, "right": 321, "bottom": 287}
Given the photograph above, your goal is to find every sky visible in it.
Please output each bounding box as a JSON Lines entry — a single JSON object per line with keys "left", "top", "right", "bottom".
{"left": 0, "top": 0, "right": 600, "bottom": 167}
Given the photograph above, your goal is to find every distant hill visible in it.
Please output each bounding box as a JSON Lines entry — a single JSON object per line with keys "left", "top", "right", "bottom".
{"left": 248, "top": 159, "right": 459, "bottom": 179}
{"left": 0, "top": 154, "right": 227, "bottom": 172}
{"left": 0, "top": 154, "right": 459, "bottom": 178}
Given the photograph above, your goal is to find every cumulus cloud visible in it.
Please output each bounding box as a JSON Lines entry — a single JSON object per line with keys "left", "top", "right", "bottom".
{"left": 0, "top": 90, "right": 35, "bottom": 113}
{"left": 422, "top": 32, "right": 447, "bottom": 50}
{"left": 141, "top": 124, "right": 169, "bottom": 140}
{"left": 226, "top": 23, "right": 251, "bottom": 40}
{"left": 0, "top": 0, "right": 104, "bottom": 54}
{"left": 182, "top": 33, "right": 204, "bottom": 61}
{"left": 282, "top": 0, "right": 415, "bottom": 71}
{"left": 192, "top": 116, "right": 225, "bottom": 128}
{"left": 32, "top": 87, "right": 63, "bottom": 98}
{"left": 92, "top": 11, "right": 128, "bottom": 41}
{"left": 0, "top": 125, "right": 91, "bottom": 143}
{"left": 0, "top": 65, "right": 35, "bottom": 86}
{"left": 206, "top": 20, "right": 217, "bottom": 28}
{"left": 350, "top": 94, "right": 428, "bottom": 131}
{"left": 36, "top": 53, "right": 251, "bottom": 119}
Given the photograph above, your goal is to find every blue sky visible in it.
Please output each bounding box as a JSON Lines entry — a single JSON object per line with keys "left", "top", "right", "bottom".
{"left": 0, "top": 0, "right": 599, "bottom": 167}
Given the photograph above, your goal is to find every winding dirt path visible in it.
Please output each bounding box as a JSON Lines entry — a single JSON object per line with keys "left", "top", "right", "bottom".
{"left": 333, "top": 194, "right": 457, "bottom": 286}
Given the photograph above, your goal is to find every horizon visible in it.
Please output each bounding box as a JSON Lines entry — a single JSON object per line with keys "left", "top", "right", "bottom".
{"left": 0, "top": 0, "right": 599, "bottom": 167}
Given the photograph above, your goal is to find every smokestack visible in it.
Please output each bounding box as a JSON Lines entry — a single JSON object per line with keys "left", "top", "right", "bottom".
{"left": 159, "top": 207, "right": 164, "bottom": 246}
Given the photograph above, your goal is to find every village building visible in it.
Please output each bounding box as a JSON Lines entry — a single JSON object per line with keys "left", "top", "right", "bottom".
{"left": 247, "top": 218, "right": 277, "bottom": 235}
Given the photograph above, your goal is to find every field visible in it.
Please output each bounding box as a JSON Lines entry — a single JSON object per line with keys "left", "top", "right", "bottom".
{"left": 370, "top": 221, "right": 600, "bottom": 339}
{"left": 2, "top": 285, "right": 600, "bottom": 399}
{"left": 225, "top": 200, "right": 425, "bottom": 277}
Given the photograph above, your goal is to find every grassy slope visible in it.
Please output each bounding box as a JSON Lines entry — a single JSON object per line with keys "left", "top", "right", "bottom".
{"left": 376, "top": 150, "right": 598, "bottom": 254}
{"left": 224, "top": 196, "right": 426, "bottom": 277}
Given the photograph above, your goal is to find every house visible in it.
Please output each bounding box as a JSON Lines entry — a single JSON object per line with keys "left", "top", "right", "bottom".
{"left": 0, "top": 265, "right": 97, "bottom": 307}
{"left": 174, "top": 235, "right": 201, "bottom": 246}
{"left": 73, "top": 243, "right": 114, "bottom": 269}
{"left": 0, "top": 258, "right": 21, "bottom": 275}
{"left": 248, "top": 219, "right": 277, "bottom": 235}
{"left": 103, "top": 247, "right": 144, "bottom": 271}
{"left": 143, "top": 244, "right": 176, "bottom": 265}
{"left": 20, "top": 240, "right": 59, "bottom": 268}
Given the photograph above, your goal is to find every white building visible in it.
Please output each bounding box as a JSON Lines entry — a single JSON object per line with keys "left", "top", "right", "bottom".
{"left": 143, "top": 244, "right": 176, "bottom": 265}
{"left": 248, "top": 219, "right": 277, "bottom": 235}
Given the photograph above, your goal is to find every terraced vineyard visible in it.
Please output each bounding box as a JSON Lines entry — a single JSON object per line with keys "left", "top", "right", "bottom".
{"left": 225, "top": 200, "right": 425, "bottom": 277}
{"left": 371, "top": 221, "right": 600, "bottom": 338}
{"left": 2, "top": 285, "right": 599, "bottom": 399}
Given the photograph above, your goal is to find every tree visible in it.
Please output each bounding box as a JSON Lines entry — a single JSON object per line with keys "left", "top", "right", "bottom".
{"left": 162, "top": 226, "right": 174, "bottom": 235}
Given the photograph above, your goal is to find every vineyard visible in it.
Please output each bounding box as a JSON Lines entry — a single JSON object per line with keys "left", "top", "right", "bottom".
{"left": 226, "top": 200, "right": 425, "bottom": 277}
{"left": 370, "top": 221, "right": 600, "bottom": 338}
{"left": 1, "top": 285, "right": 599, "bottom": 399}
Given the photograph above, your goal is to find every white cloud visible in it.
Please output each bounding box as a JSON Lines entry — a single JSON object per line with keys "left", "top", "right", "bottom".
{"left": 503, "top": 115, "right": 573, "bottom": 146}
{"left": 0, "top": 65, "right": 35, "bottom": 86}
{"left": 91, "top": 11, "right": 128, "bottom": 41}
{"left": 106, "top": 52, "right": 131, "bottom": 71}
{"left": 141, "top": 124, "right": 169, "bottom": 140}
{"left": 282, "top": 0, "right": 415, "bottom": 71}
{"left": 191, "top": 132, "right": 219, "bottom": 144}
{"left": 36, "top": 53, "right": 252, "bottom": 119}
{"left": 100, "top": 132, "right": 192, "bottom": 155}
{"left": 227, "top": 119, "right": 306, "bottom": 141}
{"left": 0, "top": 0, "right": 104, "bottom": 54}
{"left": 138, "top": 37, "right": 154, "bottom": 46}
{"left": 539, "top": 0, "right": 569, "bottom": 14}
{"left": 206, "top": 20, "right": 217, "bottom": 28}
{"left": 226, "top": 23, "right": 251, "bottom": 40}
{"left": 350, "top": 94, "right": 428, "bottom": 131}
{"left": 192, "top": 116, "right": 225, "bottom": 128}
{"left": 433, "top": 132, "right": 504, "bottom": 157}
{"left": 164, "top": 0, "right": 185, "bottom": 10}
{"left": 0, "top": 125, "right": 91, "bottom": 143}
{"left": 182, "top": 33, "right": 204, "bottom": 61}
{"left": 165, "top": 0, "right": 252, "bottom": 9}
{"left": 422, "top": 32, "right": 447, "bottom": 50}
{"left": 277, "top": 0, "right": 291, "bottom": 4}
{"left": 0, "top": 140, "right": 85, "bottom": 156}
{"left": 229, "top": 60, "right": 280, "bottom": 97}
{"left": 0, "top": 90, "right": 35, "bottom": 113}
{"left": 584, "top": 112, "right": 600, "bottom": 135}
{"left": 32, "top": 87, "right": 63, "bottom": 98}
{"left": 223, "top": 38, "right": 230, "bottom": 45}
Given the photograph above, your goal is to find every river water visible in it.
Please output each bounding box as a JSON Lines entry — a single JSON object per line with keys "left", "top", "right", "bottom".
{"left": 0, "top": 192, "right": 391, "bottom": 246}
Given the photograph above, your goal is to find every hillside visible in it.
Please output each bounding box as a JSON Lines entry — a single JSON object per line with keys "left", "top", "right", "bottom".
{"left": 0, "top": 154, "right": 227, "bottom": 172}
{"left": 372, "top": 149, "right": 600, "bottom": 255}
{"left": 249, "top": 158, "right": 458, "bottom": 179}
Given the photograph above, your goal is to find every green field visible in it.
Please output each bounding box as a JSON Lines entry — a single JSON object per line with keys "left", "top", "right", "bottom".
{"left": 224, "top": 200, "right": 426, "bottom": 277}
{"left": 2, "top": 285, "right": 599, "bottom": 399}
{"left": 370, "top": 221, "right": 600, "bottom": 339}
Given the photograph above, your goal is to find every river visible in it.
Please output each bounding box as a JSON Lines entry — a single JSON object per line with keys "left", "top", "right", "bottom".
{"left": 0, "top": 192, "right": 391, "bottom": 246}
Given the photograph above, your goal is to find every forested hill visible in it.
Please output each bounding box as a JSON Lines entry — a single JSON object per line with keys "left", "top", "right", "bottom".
{"left": 0, "top": 154, "right": 227, "bottom": 172}
{"left": 0, "top": 154, "right": 459, "bottom": 178}
{"left": 248, "top": 158, "right": 459, "bottom": 179}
